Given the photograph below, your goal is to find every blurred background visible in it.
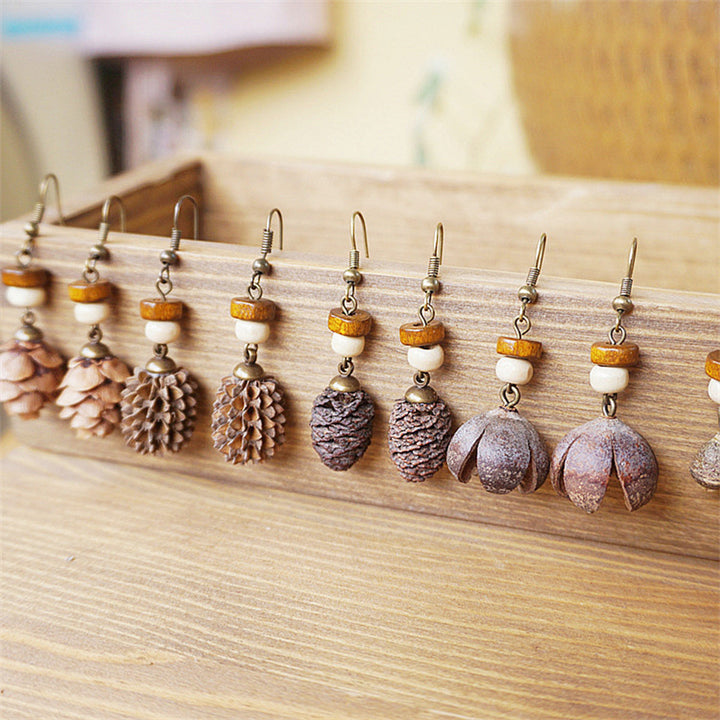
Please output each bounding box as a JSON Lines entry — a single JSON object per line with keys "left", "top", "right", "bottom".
{"left": 2, "top": 0, "right": 718, "bottom": 222}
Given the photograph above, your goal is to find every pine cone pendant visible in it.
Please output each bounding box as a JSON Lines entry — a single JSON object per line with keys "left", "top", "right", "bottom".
{"left": 57, "top": 349, "right": 131, "bottom": 438}
{"left": 388, "top": 397, "right": 453, "bottom": 481}
{"left": 211, "top": 374, "right": 286, "bottom": 464}
{"left": 310, "top": 387, "right": 375, "bottom": 471}
{"left": 120, "top": 364, "right": 198, "bottom": 455}
{"left": 691, "top": 433, "right": 720, "bottom": 490}
{"left": 0, "top": 336, "right": 65, "bottom": 419}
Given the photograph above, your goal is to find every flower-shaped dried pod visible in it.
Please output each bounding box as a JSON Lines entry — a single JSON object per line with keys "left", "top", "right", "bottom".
{"left": 447, "top": 407, "right": 549, "bottom": 493}
{"left": 551, "top": 416, "right": 658, "bottom": 512}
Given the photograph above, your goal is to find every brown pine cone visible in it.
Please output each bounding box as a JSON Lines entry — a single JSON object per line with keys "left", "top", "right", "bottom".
{"left": 388, "top": 398, "right": 453, "bottom": 482}
{"left": 120, "top": 366, "right": 198, "bottom": 455}
{"left": 56, "top": 355, "right": 131, "bottom": 438}
{"left": 211, "top": 375, "right": 286, "bottom": 464}
{"left": 0, "top": 337, "right": 65, "bottom": 419}
{"left": 310, "top": 387, "right": 374, "bottom": 471}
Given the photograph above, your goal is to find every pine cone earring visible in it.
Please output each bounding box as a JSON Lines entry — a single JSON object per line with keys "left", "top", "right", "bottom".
{"left": 447, "top": 234, "right": 550, "bottom": 494}
{"left": 388, "top": 223, "right": 452, "bottom": 482}
{"left": 310, "top": 212, "right": 375, "bottom": 471}
{"left": 1, "top": 174, "right": 66, "bottom": 419}
{"left": 120, "top": 195, "right": 199, "bottom": 455}
{"left": 689, "top": 351, "right": 719, "bottom": 490}
{"left": 57, "top": 197, "right": 131, "bottom": 438}
{"left": 211, "top": 208, "right": 287, "bottom": 464}
{"left": 550, "top": 239, "right": 658, "bottom": 512}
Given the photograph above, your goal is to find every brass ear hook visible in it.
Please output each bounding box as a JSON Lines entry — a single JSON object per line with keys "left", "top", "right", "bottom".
{"left": 349, "top": 211, "right": 370, "bottom": 270}
{"left": 609, "top": 238, "right": 638, "bottom": 344}
{"left": 24, "top": 173, "right": 65, "bottom": 239}
{"left": 156, "top": 194, "right": 199, "bottom": 300}
{"left": 620, "top": 237, "right": 637, "bottom": 299}
{"left": 82, "top": 196, "right": 128, "bottom": 283}
{"left": 418, "top": 222, "right": 445, "bottom": 325}
{"left": 263, "top": 208, "right": 283, "bottom": 253}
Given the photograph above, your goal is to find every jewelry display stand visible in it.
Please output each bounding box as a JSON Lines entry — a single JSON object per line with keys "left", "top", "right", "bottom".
{"left": 1, "top": 154, "right": 718, "bottom": 718}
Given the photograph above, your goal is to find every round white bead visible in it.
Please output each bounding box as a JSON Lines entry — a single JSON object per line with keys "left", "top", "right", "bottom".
{"left": 5, "top": 286, "right": 46, "bottom": 308}
{"left": 73, "top": 301, "right": 110, "bottom": 325}
{"left": 144, "top": 320, "right": 181, "bottom": 344}
{"left": 495, "top": 356, "right": 533, "bottom": 385}
{"left": 589, "top": 365, "right": 629, "bottom": 394}
{"left": 331, "top": 332, "right": 365, "bottom": 357}
{"left": 407, "top": 344, "right": 444, "bottom": 372}
{"left": 708, "top": 379, "right": 720, "bottom": 405}
{"left": 234, "top": 319, "right": 271, "bottom": 344}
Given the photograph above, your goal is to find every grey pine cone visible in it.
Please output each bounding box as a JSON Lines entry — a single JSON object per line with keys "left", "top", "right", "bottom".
{"left": 56, "top": 354, "right": 130, "bottom": 438}
{"left": 0, "top": 337, "right": 65, "bottom": 419}
{"left": 310, "top": 387, "right": 374, "bottom": 471}
{"left": 120, "top": 366, "right": 198, "bottom": 455}
{"left": 388, "top": 398, "right": 452, "bottom": 482}
{"left": 211, "top": 375, "right": 286, "bottom": 464}
{"left": 690, "top": 433, "right": 720, "bottom": 490}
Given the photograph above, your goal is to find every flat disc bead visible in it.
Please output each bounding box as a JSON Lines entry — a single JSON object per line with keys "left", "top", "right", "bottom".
{"left": 5, "top": 285, "right": 46, "bottom": 307}
{"left": 590, "top": 341, "right": 639, "bottom": 367}
{"left": 495, "top": 356, "right": 533, "bottom": 385}
{"left": 705, "top": 350, "right": 720, "bottom": 381}
{"left": 230, "top": 297, "right": 276, "bottom": 322}
{"left": 407, "top": 344, "right": 444, "bottom": 372}
{"left": 235, "top": 319, "right": 271, "bottom": 344}
{"left": 2, "top": 266, "right": 48, "bottom": 287}
{"left": 140, "top": 298, "right": 183, "bottom": 321}
{"left": 399, "top": 319, "right": 445, "bottom": 347}
{"left": 328, "top": 308, "right": 372, "bottom": 337}
{"left": 331, "top": 332, "right": 365, "bottom": 357}
{"left": 68, "top": 278, "right": 112, "bottom": 303}
{"left": 145, "top": 320, "right": 181, "bottom": 344}
{"left": 589, "top": 365, "right": 629, "bottom": 393}
{"left": 496, "top": 335, "right": 542, "bottom": 360}
{"left": 73, "top": 300, "right": 110, "bottom": 324}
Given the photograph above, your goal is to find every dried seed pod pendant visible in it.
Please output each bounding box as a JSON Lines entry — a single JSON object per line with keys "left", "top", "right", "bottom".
{"left": 57, "top": 196, "right": 131, "bottom": 438}
{"left": 690, "top": 350, "right": 720, "bottom": 489}
{"left": 211, "top": 209, "right": 287, "bottom": 464}
{"left": 0, "top": 174, "right": 65, "bottom": 419}
{"left": 120, "top": 195, "right": 199, "bottom": 455}
{"left": 550, "top": 239, "right": 658, "bottom": 512}
{"left": 446, "top": 234, "right": 550, "bottom": 493}
{"left": 388, "top": 223, "right": 452, "bottom": 482}
{"left": 310, "top": 212, "right": 375, "bottom": 471}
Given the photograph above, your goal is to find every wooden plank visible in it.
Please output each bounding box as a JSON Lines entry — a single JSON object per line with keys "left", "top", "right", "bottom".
{"left": 1, "top": 448, "right": 718, "bottom": 720}
{"left": 0, "top": 219, "right": 717, "bottom": 560}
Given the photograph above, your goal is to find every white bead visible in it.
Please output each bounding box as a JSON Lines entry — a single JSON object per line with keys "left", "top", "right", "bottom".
{"left": 5, "top": 286, "right": 46, "bottom": 308}
{"left": 234, "top": 319, "right": 271, "bottom": 344}
{"left": 589, "top": 365, "right": 629, "bottom": 394}
{"left": 407, "top": 344, "right": 444, "bottom": 372}
{"left": 144, "top": 320, "right": 181, "bottom": 344}
{"left": 495, "top": 356, "right": 533, "bottom": 385}
{"left": 73, "top": 301, "right": 110, "bottom": 324}
{"left": 331, "top": 332, "right": 365, "bottom": 357}
{"left": 708, "top": 379, "right": 720, "bottom": 405}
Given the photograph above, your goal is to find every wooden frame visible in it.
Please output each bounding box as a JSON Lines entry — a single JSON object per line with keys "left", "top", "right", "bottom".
{"left": 1, "top": 154, "right": 717, "bottom": 561}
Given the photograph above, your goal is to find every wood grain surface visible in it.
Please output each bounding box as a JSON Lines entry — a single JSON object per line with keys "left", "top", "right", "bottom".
{"left": 1, "top": 156, "right": 718, "bottom": 562}
{"left": 1, "top": 447, "right": 718, "bottom": 720}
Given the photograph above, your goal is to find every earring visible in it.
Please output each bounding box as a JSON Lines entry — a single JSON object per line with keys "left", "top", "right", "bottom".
{"left": 446, "top": 235, "right": 549, "bottom": 493}
{"left": 388, "top": 223, "right": 452, "bottom": 482}
{"left": 0, "top": 174, "right": 66, "bottom": 419}
{"left": 120, "top": 195, "right": 199, "bottom": 455}
{"left": 690, "top": 350, "right": 720, "bottom": 489}
{"left": 550, "top": 239, "right": 658, "bottom": 512}
{"left": 211, "top": 209, "right": 287, "bottom": 464}
{"left": 56, "top": 197, "right": 131, "bottom": 438}
{"left": 310, "top": 212, "right": 375, "bottom": 471}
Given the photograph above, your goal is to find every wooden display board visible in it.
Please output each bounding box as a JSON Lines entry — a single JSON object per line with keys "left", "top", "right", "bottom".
{"left": 1, "top": 154, "right": 718, "bottom": 563}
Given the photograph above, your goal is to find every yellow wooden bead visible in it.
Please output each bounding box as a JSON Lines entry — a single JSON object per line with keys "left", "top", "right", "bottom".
{"left": 590, "top": 342, "right": 640, "bottom": 367}
{"left": 2, "top": 266, "right": 48, "bottom": 288}
{"left": 399, "top": 319, "right": 445, "bottom": 347}
{"left": 230, "top": 297, "right": 277, "bottom": 322}
{"left": 68, "top": 279, "right": 112, "bottom": 303}
{"left": 327, "top": 308, "right": 372, "bottom": 337}
{"left": 705, "top": 350, "right": 720, "bottom": 381}
{"left": 496, "top": 335, "right": 543, "bottom": 360}
{"left": 139, "top": 298, "right": 183, "bottom": 321}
